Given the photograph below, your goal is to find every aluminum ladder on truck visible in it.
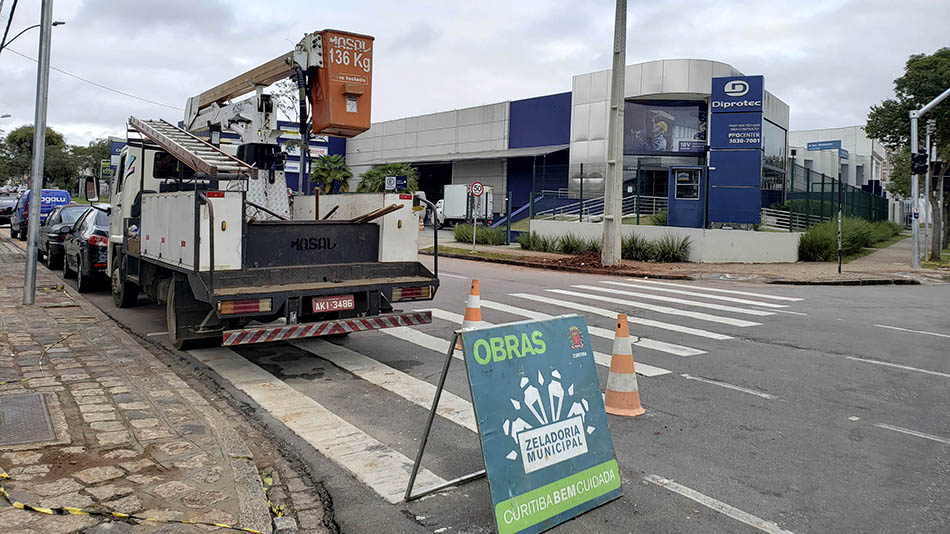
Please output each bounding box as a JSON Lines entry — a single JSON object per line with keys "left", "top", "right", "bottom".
{"left": 128, "top": 116, "right": 258, "bottom": 180}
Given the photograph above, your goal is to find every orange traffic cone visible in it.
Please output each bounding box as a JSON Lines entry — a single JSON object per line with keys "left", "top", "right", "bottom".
{"left": 456, "top": 279, "right": 482, "bottom": 350}
{"left": 604, "top": 313, "right": 645, "bottom": 417}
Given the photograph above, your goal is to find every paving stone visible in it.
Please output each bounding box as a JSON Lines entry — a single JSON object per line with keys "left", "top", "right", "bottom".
{"left": 2, "top": 451, "right": 43, "bottom": 465}
{"left": 61, "top": 373, "right": 91, "bottom": 382}
{"left": 85, "top": 484, "right": 134, "bottom": 501}
{"left": 82, "top": 411, "right": 117, "bottom": 423}
{"left": 70, "top": 382, "right": 100, "bottom": 390}
{"left": 297, "top": 508, "right": 325, "bottom": 530}
{"left": 291, "top": 491, "right": 321, "bottom": 511}
{"left": 285, "top": 477, "right": 308, "bottom": 493}
{"left": 193, "top": 466, "right": 223, "bottom": 485}
{"left": 78, "top": 403, "right": 115, "bottom": 414}
{"left": 273, "top": 515, "right": 298, "bottom": 534}
{"left": 129, "top": 418, "right": 160, "bottom": 429}
{"left": 127, "top": 474, "right": 162, "bottom": 485}
{"left": 105, "top": 495, "right": 143, "bottom": 515}
{"left": 32, "top": 477, "right": 84, "bottom": 497}
{"left": 111, "top": 393, "right": 140, "bottom": 403}
{"left": 154, "top": 440, "right": 195, "bottom": 457}
{"left": 27, "top": 377, "right": 59, "bottom": 387}
{"left": 76, "top": 395, "right": 109, "bottom": 405}
{"left": 97, "top": 431, "right": 132, "bottom": 446}
{"left": 137, "top": 508, "right": 184, "bottom": 521}
{"left": 148, "top": 390, "right": 175, "bottom": 399}
{"left": 153, "top": 480, "right": 195, "bottom": 498}
{"left": 103, "top": 449, "right": 139, "bottom": 459}
{"left": 74, "top": 466, "right": 126, "bottom": 485}
{"left": 38, "top": 491, "right": 95, "bottom": 509}
{"left": 172, "top": 453, "right": 210, "bottom": 469}
{"left": 83, "top": 520, "right": 134, "bottom": 534}
{"left": 9, "top": 464, "right": 50, "bottom": 478}
{"left": 137, "top": 428, "right": 174, "bottom": 441}
{"left": 189, "top": 508, "right": 233, "bottom": 527}
{"left": 54, "top": 362, "right": 83, "bottom": 369}
{"left": 61, "top": 446, "right": 86, "bottom": 454}
{"left": 35, "top": 386, "right": 65, "bottom": 392}
{"left": 0, "top": 506, "right": 39, "bottom": 527}
{"left": 90, "top": 421, "right": 126, "bottom": 432}
{"left": 119, "top": 459, "right": 155, "bottom": 473}
{"left": 117, "top": 402, "right": 150, "bottom": 411}
{"left": 29, "top": 513, "right": 98, "bottom": 534}
{"left": 181, "top": 489, "right": 227, "bottom": 508}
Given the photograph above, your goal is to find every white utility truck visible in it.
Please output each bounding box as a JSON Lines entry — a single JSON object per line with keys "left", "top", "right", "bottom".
{"left": 434, "top": 183, "right": 493, "bottom": 228}
{"left": 87, "top": 29, "right": 438, "bottom": 349}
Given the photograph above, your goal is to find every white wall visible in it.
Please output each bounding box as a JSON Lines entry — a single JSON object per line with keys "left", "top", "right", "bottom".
{"left": 346, "top": 102, "right": 510, "bottom": 177}
{"left": 453, "top": 159, "right": 506, "bottom": 211}
{"left": 789, "top": 126, "right": 887, "bottom": 187}
{"left": 529, "top": 220, "right": 801, "bottom": 263}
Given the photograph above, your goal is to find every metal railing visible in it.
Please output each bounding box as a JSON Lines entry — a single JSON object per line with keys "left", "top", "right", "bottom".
{"left": 760, "top": 207, "right": 828, "bottom": 231}
{"left": 533, "top": 194, "right": 667, "bottom": 222}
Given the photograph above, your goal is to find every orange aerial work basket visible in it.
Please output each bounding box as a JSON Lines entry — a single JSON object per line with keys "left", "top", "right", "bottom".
{"left": 312, "top": 29, "right": 374, "bottom": 138}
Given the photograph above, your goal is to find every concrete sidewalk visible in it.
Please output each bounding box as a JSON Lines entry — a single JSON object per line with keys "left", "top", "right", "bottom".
{"left": 0, "top": 237, "right": 273, "bottom": 533}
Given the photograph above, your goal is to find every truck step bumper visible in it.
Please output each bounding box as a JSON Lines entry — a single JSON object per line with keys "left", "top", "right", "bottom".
{"left": 221, "top": 310, "right": 432, "bottom": 346}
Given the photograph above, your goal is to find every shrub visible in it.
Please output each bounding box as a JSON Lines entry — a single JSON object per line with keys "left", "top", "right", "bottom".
{"left": 621, "top": 233, "right": 655, "bottom": 261}
{"left": 557, "top": 233, "right": 587, "bottom": 255}
{"left": 583, "top": 237, "right": 602, "bottom": 254}
{"left": 652, "top": 210, "right": 668, "bottom": 226}
{"left": 517, "top": 232, "right": 558, "bottom": 252}
{"left": 652, "top": 234, "right": 691, "bottom": 263}
{"left": 453, "top": 224, "right": 506, "bottom": 245}
{"left": 870, "top": 220, "right": 902, "bottom": 242}
{"left": 798, "top": 217, "right": 878, "bottom": 261}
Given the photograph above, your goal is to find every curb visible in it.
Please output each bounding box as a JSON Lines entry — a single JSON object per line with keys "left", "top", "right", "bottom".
{"left": 766, "top": 278, "right": 921, "bottom": 286}
{"left": 422, "top": 250, "right": 693, "bottom": 280}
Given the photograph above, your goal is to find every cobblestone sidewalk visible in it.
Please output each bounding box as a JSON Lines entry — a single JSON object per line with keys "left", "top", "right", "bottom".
{"left": 0, "top": 238, "right": 273, "bottom": 533}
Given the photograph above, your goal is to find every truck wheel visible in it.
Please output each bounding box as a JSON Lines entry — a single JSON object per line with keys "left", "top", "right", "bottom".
{"left": 111, "top": 261, "right": 139, "bottom": 308}
{"left": 166, "top": 278, "right": 217, "bottom": 350}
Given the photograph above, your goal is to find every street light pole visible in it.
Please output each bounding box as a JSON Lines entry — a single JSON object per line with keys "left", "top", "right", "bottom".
{"left": 23, "top": 0, "right": 53, "bottom": 305}
{"left": 0, "top": 21, "right": 64, "bottom": 53}
{"left": 602, "top": 0, "right": 626, "bottom": 266}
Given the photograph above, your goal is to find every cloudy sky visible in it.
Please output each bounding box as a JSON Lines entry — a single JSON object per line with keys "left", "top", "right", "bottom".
{"left": 1, "top": 0, "right": 948, "bottom": 145}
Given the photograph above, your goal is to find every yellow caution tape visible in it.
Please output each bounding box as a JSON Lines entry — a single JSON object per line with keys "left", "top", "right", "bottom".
{"left": 260, "top": 471, "right": 284, "bottom": 518}
{"left": 1, "top": 468, "right": 262, "bottom": 534}
{"left": 0, "top": 378, "right": 28, "bottom": 386}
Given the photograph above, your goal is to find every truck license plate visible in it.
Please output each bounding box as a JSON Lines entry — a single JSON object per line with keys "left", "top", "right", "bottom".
{"left": 312, "top": 295, "right": 355, "bottom": 313}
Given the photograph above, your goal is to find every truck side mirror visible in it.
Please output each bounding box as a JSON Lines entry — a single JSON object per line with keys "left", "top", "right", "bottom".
{"left": 84, "top": 176, "right": 99, "bottom": 203}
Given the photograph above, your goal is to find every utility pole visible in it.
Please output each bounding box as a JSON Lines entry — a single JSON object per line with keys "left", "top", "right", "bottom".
{"left": 602, "top": 0, "right": 626, "bottom": 266}
{"left": 23, "top": 0, "right": 53, "bottom": 305}
{"left": 909, "top": 86, "right": 950, "bottom": 270}
{"left": 924, "top": 120, "right": 934, "bottom": 257}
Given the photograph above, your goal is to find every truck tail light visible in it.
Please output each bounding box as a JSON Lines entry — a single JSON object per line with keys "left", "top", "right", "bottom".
{"left": 88, "top": 235, "right": 108, "bottom": 247}
{"left": 218, "top": 298, "right": 273, "bottom": 315}
{"left": 391, "top": 286, "right": 433, "bottom": 302}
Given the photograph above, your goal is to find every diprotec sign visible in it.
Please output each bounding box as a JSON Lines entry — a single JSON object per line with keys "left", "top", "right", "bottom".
{"left": 711, "top": 76, "right": 764, "bottom": 113}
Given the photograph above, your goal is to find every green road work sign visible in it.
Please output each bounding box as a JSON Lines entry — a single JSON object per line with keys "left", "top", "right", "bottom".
{"left": 100, "top": 159, "right": 114, "bottom": 180}
{"left": 461, "top": 315, "right": 621, "bottom": 534}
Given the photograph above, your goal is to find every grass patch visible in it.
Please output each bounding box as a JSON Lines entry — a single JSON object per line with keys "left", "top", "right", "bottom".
{"left": 651, "top": 210, "right": 667, "bottom": 226}
{"left": 452, "top": 223, "right": 507, "bottom": 245}
{"left": 871, "top": 234, "right": 908, "bottom": 249}
{"left": 799, "top": 218, "right": 908, "bottom": 262}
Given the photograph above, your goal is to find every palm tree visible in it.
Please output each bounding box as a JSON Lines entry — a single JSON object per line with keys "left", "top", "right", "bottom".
{"left": 309, "top": 154, "right": 352, "bottom": 194}
{"left": 357, "top": 163, "right": 419, "bottom": 193}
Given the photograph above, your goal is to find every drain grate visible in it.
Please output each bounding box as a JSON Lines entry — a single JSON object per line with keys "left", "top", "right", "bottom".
{"left": 0, "top": 393, "right": 56, "bottom": 446}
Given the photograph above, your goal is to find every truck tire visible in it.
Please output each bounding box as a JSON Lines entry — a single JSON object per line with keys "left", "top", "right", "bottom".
{"left": 166, "top": 278, "right": 217, "bottom": 350}
{"left": 111, "top": 257, "right": 139, "bottom": 308}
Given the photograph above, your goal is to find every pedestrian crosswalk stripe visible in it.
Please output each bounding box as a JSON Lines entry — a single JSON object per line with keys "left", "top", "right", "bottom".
{"left": 510, "top": 293, "right": 732, "bottom": 340}
{"left": 189, "top": 347, "right": 445, "bottom": 504}
{"left": 381, "top": 327, "right": 463, "bottom": 360}
{"left": 429, "top": 308, "right": 671, "bottom": 375}
{"left": 628, "top": 279, "right": 804, "bottom": 302}
{"left": 477, "top": 300, "right": 703, "bottom": 358}
{"left": 291, "top": 339, "right": 478, "bottom": 433}
{"left": 601, "top": 281, "right": 789, "bottom": 309}
{"left": 547, "top": 289, "right": 761, "bottom": 328}
{"left": 572, "top": 285, "right": 775, "bottom": 317}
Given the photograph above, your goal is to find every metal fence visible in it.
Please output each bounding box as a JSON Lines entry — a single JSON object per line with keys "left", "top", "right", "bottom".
{"left": 533, "top": 194, "right": 667, "bottom": 222}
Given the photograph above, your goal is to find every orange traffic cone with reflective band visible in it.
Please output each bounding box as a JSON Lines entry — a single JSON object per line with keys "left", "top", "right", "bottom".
{"left": 456, "top": 279, "right": 482, "bottom": 350}
{"left": 604, "top": 313, "right": 645, "bottom": 417}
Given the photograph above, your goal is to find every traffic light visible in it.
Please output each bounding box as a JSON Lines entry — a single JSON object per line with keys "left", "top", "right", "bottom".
{"left": 911, "top": 148, "right": 929, "bottom": 175}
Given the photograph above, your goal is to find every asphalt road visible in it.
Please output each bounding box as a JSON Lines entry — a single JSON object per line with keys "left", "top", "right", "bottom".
{"left": 20, "top": 231, "right": 950, "bottom": 534}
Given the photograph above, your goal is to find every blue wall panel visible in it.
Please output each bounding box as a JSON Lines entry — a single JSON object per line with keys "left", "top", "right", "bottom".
{"left": 707, "top": 186, "right": 761, "bottom": 225}
{"left": 509, "top": 92, "right": 572, "bottom": 149}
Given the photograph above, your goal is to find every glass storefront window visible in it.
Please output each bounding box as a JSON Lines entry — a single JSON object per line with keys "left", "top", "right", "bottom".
{"left": 673, "top": 168, "right": 701, "bottom": 200}
{"left": 762, "top": 119, "right": 787, "bottom": 170}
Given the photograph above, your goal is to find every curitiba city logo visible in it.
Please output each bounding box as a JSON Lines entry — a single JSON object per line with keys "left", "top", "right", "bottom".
{"left": 502, "top": 368, "right": 597, "bottom": 474}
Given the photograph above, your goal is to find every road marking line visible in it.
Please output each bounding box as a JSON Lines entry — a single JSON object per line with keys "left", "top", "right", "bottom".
{"left": 479, "top": 299, "right": 698, "bottom": 360}
{"left": 382, "top": 327, "right": 463, "bottom": 360}
{"left": 548, "top": 289, "right": 761, "bottom": 328}
{"left": 573, "top": 284, "right": 774, "bottom": 317}
{"left": 874, "top": 324, "right": 950, "bottom": 339}
{"left": 511, "top": 293, "right": 732, "bottom": 340}
{"left": 601, "top": 281, "right": 789, "bottom": 308}
{"left": 845, "top": 356, "right": 950, "bottom": 379}
{"left": 189, "top": 347, "right": 445, "bottom": 503}
{"left": 145, "top": 331, "right": 169, "bottom": 337}
{"left": 438, "top": 272, "right": 467, "bottom": 279}
{"left": 433, "top": 307, "right": 671, "bottom": 375}
{"left": 680, "top": 374, "right": 777, "bottom": 399}
{"left": 771, "top": 310, "right": 808, "bottom": 316}
{"left": 644, "top": 475, "right": 795, "bottom": 534}
{"left": 873, "top": 423, "right": 950, "bottom": 445}
{"left": 291, "top": 339, "right": 477, "bottom": 433}
{"left": 629, "top": 279, "right": 804, "bottom": 302}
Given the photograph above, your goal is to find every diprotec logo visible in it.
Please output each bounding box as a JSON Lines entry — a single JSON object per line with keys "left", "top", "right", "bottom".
{"left": 724, "top": 80, "right": 749, "bottom": 97}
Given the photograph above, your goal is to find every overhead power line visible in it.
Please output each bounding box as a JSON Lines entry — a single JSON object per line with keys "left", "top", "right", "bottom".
{"left": 0, "top": 0, "right": 19, "bottom": 55}
{"left": 5, "top": 47, "right": 183, "bottom": 111}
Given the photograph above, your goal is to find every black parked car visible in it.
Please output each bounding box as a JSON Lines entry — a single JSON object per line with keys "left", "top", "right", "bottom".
{"left": 62, "top": 206, "right": 110, "bottom": 293}
{"left": 38, "top": 204, "right": 90, "bottom": 269}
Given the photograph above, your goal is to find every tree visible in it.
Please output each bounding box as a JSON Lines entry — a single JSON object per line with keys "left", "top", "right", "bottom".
{"left": 272, "top": 79, "right": 300, "bottom": 123}
{"left": 309, "top": 154, "right": 352, "bottom": 194}
{"left": 866, "top": 48, "right": 950, "bottom": 260}
{"left": 72, "top": 138, "right": 111, "bottom": 180}
{"left": 357, "top": 163, "right": 419, "bottom": 193}
{"left": 0, "top": 125, "right": 76, "bottom": 190}
{"left": 884, "top": 147, "right": 911, "bottom": 198}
